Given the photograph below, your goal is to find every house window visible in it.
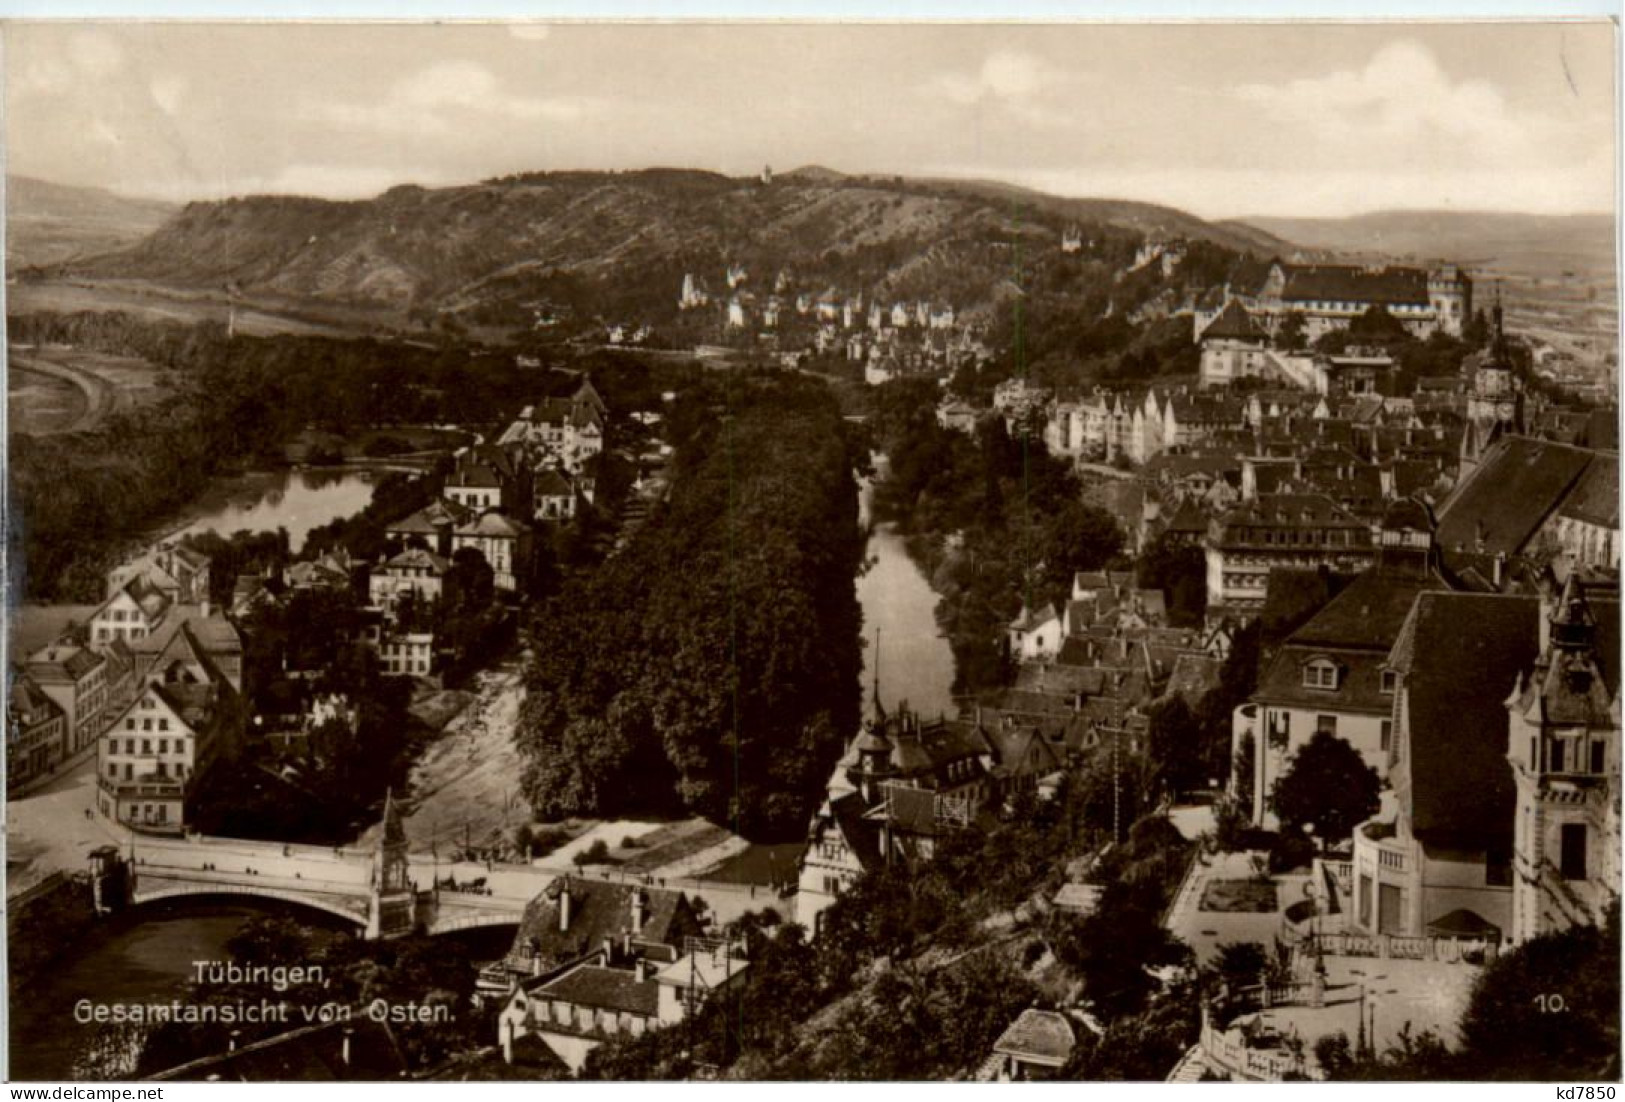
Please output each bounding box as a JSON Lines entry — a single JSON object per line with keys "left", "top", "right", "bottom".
{"left": 1380, "top": 669, "right": 1397, "bottom": 695}
{"left": 1591, "top": 740, "right": 1605, "bottom": 775}
{"left": 1316, "top": 715, "right": 1337, "bottom": 737}
{"left": 1551, "top": 739, "right": 1566, "bottom": 773}
{"left": 1303, "top": 660, "right": 1338, "bottom": 690}
{"left": 1560, "top": 823, "right": 1588, "bottom": 881}
{"left": 1380, "top": 720, "right": 1392, "bottom": 753}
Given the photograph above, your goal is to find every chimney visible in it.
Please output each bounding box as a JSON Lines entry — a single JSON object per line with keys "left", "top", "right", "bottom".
{"left": 635, "top": 958, "right": 652, "bottom": 983}
{"left": 631, "top": 888, "right": 647, "bottom": 934}
{"left": 1493, "top": 551, "right": 1507, "bottom": 589}
{"left": 602, "top": 936, "right": 615, "bottom": 964}
{"left": 502, "top": 1019, "right": 515, "bottom": 1065}
{"left": 201, "top": 598, "right": 211, "bottom": 619}
{"left": 341, "top": 1027, "right": 353, "bottom": 1067}
{"left": 559, "top": 880, "right": 572, "bottom": 933}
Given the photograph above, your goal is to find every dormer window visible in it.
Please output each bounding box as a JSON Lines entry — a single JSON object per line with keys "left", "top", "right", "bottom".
{"left": 1380, "top": 669, "right": 1398, "bottom": 695}
{"left": 1303, "top": 658, "right": 1339, "bottom": 690}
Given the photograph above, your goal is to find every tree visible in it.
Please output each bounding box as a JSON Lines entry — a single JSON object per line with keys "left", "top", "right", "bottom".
{"left": 1455, "top": 902, "right": 1620, "bottom": 1080}
{"left": 1038, "top": 501, "right": 1124, "bottom": 608}
{"left": 1147, "top": 695, "right": 1203, "bottom": 800}
{"left": 1277, "top": 311, "right": 1308, "bottom": 352}
{"left": 1268, "top": 731, "right": 1381, "bottom": 845}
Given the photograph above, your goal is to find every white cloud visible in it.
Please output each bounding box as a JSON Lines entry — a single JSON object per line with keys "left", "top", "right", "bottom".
{"left": 302, "top": 59, "right": 586, "bottom": 136}
{"left": 923, "top": 49, "right": 1079, "bottom": 127}
{"left": 1233, "top": 41, "right": 1558, "bottom": 166}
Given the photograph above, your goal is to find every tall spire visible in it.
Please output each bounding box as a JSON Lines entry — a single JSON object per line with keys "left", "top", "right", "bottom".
{"left": 380, "top": 786, "right": 406, "bottom": 848}
{"left": 871, "top": 626, "right": 885, "bottom": 722}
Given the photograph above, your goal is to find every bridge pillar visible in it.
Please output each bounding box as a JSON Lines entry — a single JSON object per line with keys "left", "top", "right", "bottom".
{"left": 367, "top": 789, "right": 417, "bottom": 939}
{"left": 88, "top": 845, "right": 130, "bottom": 916}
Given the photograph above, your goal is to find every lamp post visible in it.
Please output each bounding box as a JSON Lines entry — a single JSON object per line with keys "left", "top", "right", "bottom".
{"left": 1356, "top": 983, "right": 1367, "bottom": 1058}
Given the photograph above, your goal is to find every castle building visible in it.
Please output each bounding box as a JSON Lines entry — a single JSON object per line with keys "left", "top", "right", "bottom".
{"left": 1249, "top": 261, "right": 1471, "bottom": 341}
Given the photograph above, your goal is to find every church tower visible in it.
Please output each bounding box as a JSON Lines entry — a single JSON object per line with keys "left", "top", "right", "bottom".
{"left": 1506, "top": 575, "right": 1620, "bottom": 944}
{"left": 1468, "top": 292, "right": 1521, "bottom": 431}
{"left": 368, "top": 788, "right": 418, "bottom": 939}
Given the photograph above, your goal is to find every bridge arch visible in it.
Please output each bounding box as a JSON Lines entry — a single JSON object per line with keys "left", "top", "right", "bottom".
{"left": 130, "top": 883, "right": 370, "bottom": 928}
{"left": 427, "top": 912, "right": 522, "bottom": 937}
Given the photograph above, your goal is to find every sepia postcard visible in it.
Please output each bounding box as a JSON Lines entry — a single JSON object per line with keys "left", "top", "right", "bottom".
{"left": 2, "top": 16, "right": 1619, "bottom": 1088}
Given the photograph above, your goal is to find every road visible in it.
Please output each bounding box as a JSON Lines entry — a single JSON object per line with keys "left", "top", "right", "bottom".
{"left": 8, "top": 352, "right": 111, "bottom": 434}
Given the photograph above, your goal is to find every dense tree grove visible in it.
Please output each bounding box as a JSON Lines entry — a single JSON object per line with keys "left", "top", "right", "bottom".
{"left": 866, "top": 379, "right": 1124, "bottom": 694}
{"left": 514, "top": 372, "right": 866, "bottom": 838}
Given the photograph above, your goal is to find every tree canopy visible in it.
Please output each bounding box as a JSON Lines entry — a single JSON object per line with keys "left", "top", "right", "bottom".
{"left": 1269, "top": 731, "right": 1381, "bottom": 844}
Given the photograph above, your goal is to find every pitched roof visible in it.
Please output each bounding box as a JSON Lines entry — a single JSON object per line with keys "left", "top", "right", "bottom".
{"left": 384, "top": 548, "right": 450, "bottom": 573}
{"left": 147, "top": 1019, "right": 408, "bottom": 1082}
{"left": 458, "top": 511, "right": 530, "bottom": 538}
{"left": 1277, "top": 264, "right": 1430, "bottom": 307}
{"left": 1200, "top": 300, "right": 1264, "bottom": 343}
{"left": 534, "top": 468, "right": 574, "bottom": 497}
{"left": 1393, "top": 593, "right": 1539, "bottom": 845}
{"left": 505, "top": 877, "right": 698, "bottom": 973}
{"left": 1437, "top": 436, "right": 1596, "bottom": 556}
{"left": 993, "top": 1009, "right": 1076, "bottom": 1063}
{"left": 9, "top": 674, "right": 63, "bottom": 720}
{"left": 536, "top": 963, "right": 659, "bottom": 1018}
{"left": 1558, "top": 456, "right": 1619, "bottom": 528}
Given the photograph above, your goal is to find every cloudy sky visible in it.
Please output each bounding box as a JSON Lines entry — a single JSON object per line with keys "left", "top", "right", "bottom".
{"left": 4, "top": 21, "right": 1615, "bottom": 219}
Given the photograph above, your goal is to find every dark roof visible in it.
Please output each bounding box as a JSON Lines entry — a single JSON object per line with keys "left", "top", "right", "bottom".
{"left": 534, "top": 468, "right": 574, "bottom": 497}
{"left": 1199, "top": 300, "right": 1265, "bottom": 343}
{"left": 1392, "top": 593, "right": 1539, "bottom": 845}
{"left": 819, "top": 790, "right": 885, "bottom": 872}
{"left": 1558, "top": 457, "right": 1619, "bottom": 528}
{"left": 994, "top": 1009, "right": 1076, "bottom": 1063}
{"left": 147, "top": 1019, "right": 407, "bottom": 1081}
{"left": 505, "top": 877, "right": 699, "bottom": 973}
{"left": 1436, "top": 436, "right": 1595, "bottom": 556}
{"left": 536, "top": 963, "right": 659, "bottom": 1018}
{"left": 1260, "top": 568, "right": 1354, "bottom": 650}
{"left": 1277, "top": 264, "right": 1430, "bottom": 307}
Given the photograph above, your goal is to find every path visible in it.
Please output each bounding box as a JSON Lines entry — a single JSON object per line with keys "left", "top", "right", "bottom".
{"left": 9, "top": 352, "right": 112, "bottom": 434}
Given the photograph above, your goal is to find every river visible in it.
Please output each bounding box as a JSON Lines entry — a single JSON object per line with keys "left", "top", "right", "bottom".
{"left": 164, "top": 466, "right": 380, "bottom": 553}
{"left": 857, "top": 464, "right": 957, "bottom": 722}
{"left": 8, "top": 900, "right": 323, "bottom": 1081}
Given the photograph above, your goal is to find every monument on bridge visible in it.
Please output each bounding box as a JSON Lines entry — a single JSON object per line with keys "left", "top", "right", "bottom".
{"left": 367, "top": 789, "right": 418, "bottom": 939}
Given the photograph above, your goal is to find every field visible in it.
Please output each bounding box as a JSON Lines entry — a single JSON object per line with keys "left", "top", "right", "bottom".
{"left": 7, "top": 278, "right": 403, "bottom": 340}
{"left": 7, "top": 344, "right": 168, "bottom": 435}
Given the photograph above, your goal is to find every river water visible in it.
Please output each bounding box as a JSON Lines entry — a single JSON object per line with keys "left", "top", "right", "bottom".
{"left": 167, "top": 467, "right": 379, "bottom": 552}
{"left": 9, "top": 900, "right": 308, "bottom": 1081}
{"left": 12, "top": 458, "right": 957, "bottom": 1080}
{"left": 856, "top": 466, "right": 957, "bottom": 722}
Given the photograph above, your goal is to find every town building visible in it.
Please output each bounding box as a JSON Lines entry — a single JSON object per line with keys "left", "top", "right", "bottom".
{"left": 452, "top": 511, "right": 533, "bottom": 594}
{"left": 1506, "top": 576, "right": 1620, "bottom": 944}
{"left": 1346, "top": 592, "right": 1539, "bottom": 940}
{"left": 1204, "top": 494, "right": 1376, "bottom": 623}
{"left": 97, "top": 629, "right": 239, "bottom": 831}
{"left": 1237, "top": 500, "right": 1455, "bottom": 827}
{"left": 1197, "top": 301, "right": 1269, "bottom": 389}
{"left": 7, "top": 674, "right": 68, "bottom": 791}
{"left": 107, "top": 542, "right": 211, "bottom": 608}
{"left": 25, "top": 641, "right": 110, "bottom": 757}
{"left": 1248, "top": 261, "right": 1471, "bottom": 341}
{"left": 368, "top": 548, "right": 449, "bottom": 614}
